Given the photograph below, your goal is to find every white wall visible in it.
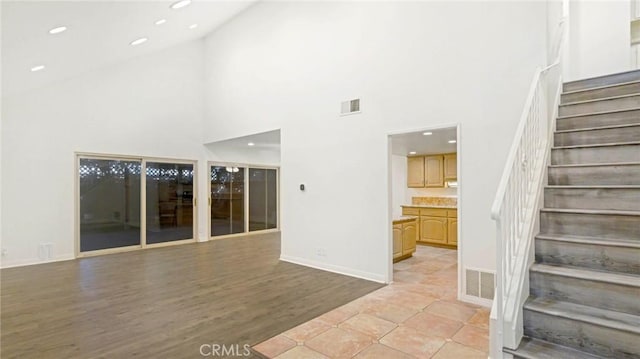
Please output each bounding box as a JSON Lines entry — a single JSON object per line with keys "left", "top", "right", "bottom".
{"left": 203, "top": 1, "right": 549, "bottom": 284}
{"left": 1, "top": 40, "right": 209, "bottom": 267}
{"left": 568, "top": 0, "right": 631, "bottom": 80}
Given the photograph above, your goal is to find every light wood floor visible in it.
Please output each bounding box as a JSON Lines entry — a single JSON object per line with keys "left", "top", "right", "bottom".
{"left": 1, "top": 232, "right": 384, "bottom": 358}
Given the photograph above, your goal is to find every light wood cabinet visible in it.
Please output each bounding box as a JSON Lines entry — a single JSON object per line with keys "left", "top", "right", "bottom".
{"left": 403, "top": 206, "right": 458, "bottom": 248}
{"left": 424, "top": 155, "right": 444, "bottom": 187}
{"left": 402, "top": 222, "right": 417, "bottom": 255}
{"left": 393, "top": 218, "right": 417, "bottom": 261}
{"left": 420, "top": 216, "right": 448, "bottom": 244}
{"left": 444, "top": 153, "right": 457, "bottom": 180}
{"left": 448, "top": 218, "right": 458, "bottom": 245}
{"left": 407, "top": 157, "right": 425, "bottom": 187}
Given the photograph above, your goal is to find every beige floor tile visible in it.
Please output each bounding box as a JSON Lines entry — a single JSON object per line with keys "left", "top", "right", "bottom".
{"left": 253, "top": 334, "right": 297, "bottom": 358}
{"left": 393, "top": 270, "right": 430, "bottom": 284}
{"left": 425, "top": 301, "right": 477, "bottom": 322}
{"left": 338, "top": 313, "right": 397, "bottom": 339}
{"left": 283, "top": 318, "right": 332, "bottom": 343}
{"left": 274, "top": 345, "right": 329, "bottom": 359}
{"left": 374, "top": 289, "right": 438, "bottom": 310}
{"left": 305, "top": 327, "right": 374, "bottom": 358}
{"left": 452, "top": 325, "right": 489, "bottom": 352}
{"left": 379, "top": 326, "right": 446, "bottom": 358}
{"left": 403, "top": 311, "right": 463, "bottom": 338}
{"left": 362, "top": 302, "right": 419, "bottom": 323}
{"left": 314, "top": 305, "right": 359, "bottom": 326}
{"left": 352, "top": 343, "right": 414, "bottom": 359}
{"left": 466, "top": 308, "right": 490, "bottom": 329}
{"left": 431, "top": 342, "right": 487, "bottom": 359}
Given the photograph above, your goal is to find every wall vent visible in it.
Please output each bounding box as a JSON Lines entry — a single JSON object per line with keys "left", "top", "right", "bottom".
{"left": 340, "top": 98, "right": 361, "bottom": 116}
{"left": 465, "top": 268, "right": 495, "bottom": 300}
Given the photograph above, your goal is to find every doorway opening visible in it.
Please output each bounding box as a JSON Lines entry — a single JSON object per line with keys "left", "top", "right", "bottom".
{"left": 388, "top": 124, "right": 461, "bottom": 299}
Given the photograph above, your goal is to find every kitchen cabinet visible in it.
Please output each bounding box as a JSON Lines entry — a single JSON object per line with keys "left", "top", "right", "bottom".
{"left": 407, "top": 156, "right": 425, "bottom": 187}
{"left": 444, "top": 153, "right": 457, "bottom": 180}
{"left": 393, "top": 223, "right": 403, "bottom": 258}
{"left": 424, "top": 156, "right": 444, "bottom": 187}
{"left": 392, "top": 217, "right": 417, "bottom": 262}
{"left": 402, "top": 206, "right": 458, "bottom": 248}
{"left": 406, "top": 153, "right": 456, "bottom": 188}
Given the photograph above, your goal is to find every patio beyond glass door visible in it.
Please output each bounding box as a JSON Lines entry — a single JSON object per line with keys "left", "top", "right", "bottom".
{"left": 249, "top": 168, "right": 278, "bottom": 231}
{"left": 79, "top": 158, "right": 142, "bottom": 252}
{"left": 146, "top": 162, "right": 195, "bottom": 244}
{"left": 210, "top": 166, "right": 245, "bottom": 236}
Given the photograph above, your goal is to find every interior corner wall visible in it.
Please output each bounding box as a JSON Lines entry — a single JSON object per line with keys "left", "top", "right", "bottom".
{"left": 203, "top": 1, "right": 549, "bottom": 284}
{"left": 1, "top": 39, "right": 208, "bottom": 267}
{"left": 568, "top": 0, "right": 631, "bottom": 81}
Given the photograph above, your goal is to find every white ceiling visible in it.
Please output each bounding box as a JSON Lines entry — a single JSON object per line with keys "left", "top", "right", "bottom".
{"left": 1, "top": 0, "right": 257, "bottom": 96}
{"left": 390, "top": 127, "right": 457, "bottom": 156}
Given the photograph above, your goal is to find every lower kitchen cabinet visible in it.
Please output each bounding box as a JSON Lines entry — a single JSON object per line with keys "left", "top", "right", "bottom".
{"left": 392, "top": 218, "right": 417, "bottom": 262}
{"left": 420, "top": 216, "right": 448, "bottom": 244}
{"left": 447, "top": 218, "right": 458, "bottom": 245}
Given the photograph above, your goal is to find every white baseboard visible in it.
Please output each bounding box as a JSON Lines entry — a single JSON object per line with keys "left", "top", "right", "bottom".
{"left": 459, "top": 293, "right": 493, "bottom": 308}
{"left": 280, "top": 254, "right": 387, "bottom": 284}
{"left": 0, "top": 254, "right": 75, "bottom": 269}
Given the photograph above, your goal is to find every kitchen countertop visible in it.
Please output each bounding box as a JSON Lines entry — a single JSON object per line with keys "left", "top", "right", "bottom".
{"left": 401, "top": 204, "right": 457, "bottom": 209}
{"left": 393, "top": 216, "right": 418, "bottom": 223}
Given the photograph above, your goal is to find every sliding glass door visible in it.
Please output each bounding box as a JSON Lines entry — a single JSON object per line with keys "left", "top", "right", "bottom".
{"left": 210, "top": 166, "right": 245, "bottom": 236}
{"left": 249, "top": 168, "right": 278, "bottom": 231}
{"left": 78, "top": 155, "right": 197, "bottom": 256}
{"left": 145, "top": 162, "right": 194, "bottom": 244}
{"left": 79, "top": 158, "right": 142, "bottom": 252}
{"left": 209, "top": 163, "right": 278, "bottom": 238}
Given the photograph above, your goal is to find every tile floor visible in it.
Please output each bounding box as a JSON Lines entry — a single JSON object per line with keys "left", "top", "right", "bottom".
{"left": 253, "top": 245, "right": 490, "bottom": 359}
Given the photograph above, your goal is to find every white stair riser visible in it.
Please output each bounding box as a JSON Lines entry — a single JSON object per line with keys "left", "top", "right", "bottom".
{"left": 560, "top": 95, "right": 640, "bottom": 117}
{"left": 557, "top": 110, "right": 640, "bottom": 131}
{"left": 544, "top": 188, "right": 640, "bottom": 211}
{"left": 554, "top": 126, "right": 640, "bottom": 146}
{"left": 562, "top": 82, "right": 640, "bottom": 103}
{"left": 535, "top": 239, "right": 640, "bottom": 274}
{"left": 564, "top": 70, "right": 640, "bottom": 92}
{"left": 551, "top": 144, "right": 640, "bottom": 165}
{"left": 540, "top": 211, "right": 640, "bottom": 239}
{"left": 548, "top": 165, "right": 640, "bottom": 185}
{"left": 523, "top": 310, "right": 640, "bottom": 358}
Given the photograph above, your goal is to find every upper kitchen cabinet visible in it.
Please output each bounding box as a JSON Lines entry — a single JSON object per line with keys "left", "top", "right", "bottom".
{"left": 444, "top": 153, "right": 457, "bottom": 180}
{"left": 424, "top": 155, "right": 444, "bottom": 187}
{"left": 407, "top": 156, "right": 425, "bottom": 187}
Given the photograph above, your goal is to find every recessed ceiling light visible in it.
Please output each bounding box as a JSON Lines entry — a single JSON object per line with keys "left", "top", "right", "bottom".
{"left": 170, "top": 0, "right": 192, "bottom": 9}
{"left": 49, "top": 26, "right": 67, "bottom": 35}
{"left": 30, "top": 65, "right": 45, "bottom": 72}
{"left": 448, "top": 140, "right": 457, "bottom": 144}
{"left": 155, "top": 19, "right": 167, "bottom": 25}
{"left": 409, "top": 151, "right": 417, "bottom": 155}
{"left": 248, "top": 142, "right": 255, "bottom": 146}
{"left": 422, "top": 132, "right": 432, "bottom": 136}
{"left": 130, "top": 37, "right": 148, "bottom": 46}
{"left": 189, "top": 23, "right": 198, "bottom": 30}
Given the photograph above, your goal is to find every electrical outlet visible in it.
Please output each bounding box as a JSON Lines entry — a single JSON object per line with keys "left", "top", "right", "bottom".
{"left": 316, "top": 248, "right": 327, "bottom": 257}
{"left": 1, "top": 248, "right": 7, "bottom": 257}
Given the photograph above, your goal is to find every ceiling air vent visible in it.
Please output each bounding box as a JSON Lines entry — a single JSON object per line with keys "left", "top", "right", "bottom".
{"left": 340, "top": 98, "right": 361, "bottom": 116}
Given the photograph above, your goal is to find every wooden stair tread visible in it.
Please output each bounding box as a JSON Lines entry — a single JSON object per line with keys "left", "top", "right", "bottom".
{"left": 530, "top": 263, "right": 640, "bottom": 287}
{"left": 557, "top": 107, "right": 640, "bottom": 120}
{"left": 540, "top": 208, "right": 640, "bottom": 216}
{"left": 524, "top": 296, "right": 640, "bottom": 334}
{"left": 562, "top": 79, "right": 640, "bottom": 95}
{"left": 554, "top": 122, "right": 640, "bottom": 134}
{"left": 560, "top": 93, "right": 640, "bottom": 107}
{"left": 552, "top": 141, "right": 640, "bottom": 150}
{"left": 548, "top": 161, "right": 640, "bottom": 168}
{"left": 545, "top": 185, "right": 640, "bottom": 189}
{"left": 505, "top": 337, "right": 603, "bottom": 359}
{"left": 536, "top": 234, "right": 640, "bottom": 248}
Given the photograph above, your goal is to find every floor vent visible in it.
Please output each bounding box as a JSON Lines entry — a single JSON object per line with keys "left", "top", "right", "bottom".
{"left": 340, "top": 98, "right": 361, "bottom": 116}
{"left": 465, "top": 268, "right": 495, "bottom": 300}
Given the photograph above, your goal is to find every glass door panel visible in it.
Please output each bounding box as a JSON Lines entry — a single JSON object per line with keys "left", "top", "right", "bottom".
{"left": 249, "top": 168, "right": 278, "bottom": 231}
{"left": 210, "top": 166, "right": 245, "bottom": 236}
{"left": 79, "top": 158, "right": 141, "bottom": 252}
{"left": 146, "top": 162, "right": 194, "bottom": 244}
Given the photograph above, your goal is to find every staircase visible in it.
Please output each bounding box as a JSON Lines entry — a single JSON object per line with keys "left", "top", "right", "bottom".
{"left": 506, "top": 70, "right": 640, "bottom": 358}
